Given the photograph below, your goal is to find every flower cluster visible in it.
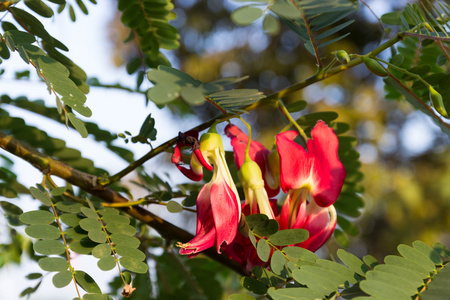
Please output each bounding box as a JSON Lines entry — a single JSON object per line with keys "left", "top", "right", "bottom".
{"left": 172, "top": 121, "right": 346, "bottom": 269}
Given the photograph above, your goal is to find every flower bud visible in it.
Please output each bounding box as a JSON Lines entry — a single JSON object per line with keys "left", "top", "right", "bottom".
{"left": 429, "top": 86, "right": 449, "bottom": 118}
{"left": 335, "top": 50, "right": 350, "bottom": 64}
{"left": 363, "top": 57, "right": 388, "bottom": 77}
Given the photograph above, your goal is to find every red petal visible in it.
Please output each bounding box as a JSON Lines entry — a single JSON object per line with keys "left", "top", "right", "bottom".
{"left": 276, "top": 121, "right": 346, "bottom": 207}
{"left": 179, "top": 184, "right": 216, "bottom": 255}
{"left": 297, "top": 204, "right": 337, "bottom": 252}
{"left": 210, "top": 180, "right": 240, "bottom": 253}
{"left": 225, "top": 124, "right": 280, "bottom": 197}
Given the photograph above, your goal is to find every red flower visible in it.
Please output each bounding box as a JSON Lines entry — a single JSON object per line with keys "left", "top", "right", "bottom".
{"left": 173, "top": 131, "right": 241, "bottom": 256}
{"left": 276, "top": 121, "right": 346, "bottom": 251}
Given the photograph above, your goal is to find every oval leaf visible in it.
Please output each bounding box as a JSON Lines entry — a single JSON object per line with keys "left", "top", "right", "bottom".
{"left": 268, "top": 229, "right": 308, "bottom": 246}
{"left": 34, "top": 239, "right": 66, "bottom": 255}
{"left": 98, "top": 256, "right": 117, "bottom": 271}
{"left": 25, "top": 224, "right": 61, "bottom": 239}
{"left": 166, "top": 200, "right": 183, "bottom": 213}
{"left": 231, "top": 6, "right": 263, "bottom": 26}
{"left": 38, "top": 257, "right": 68, "bottom": 272}
{"left": 20, "top": 210, "right": 55, "bottom": 225}
{"left": 119, "top": 257, "right": 149, "bottom": 274}
{"left": 29, "top": 187, "right": 52, "bottom": 206}
{"left": 52, "top": 270, "right": 73, "bottom": 288}
{"left": 74, "top": 270, "right": 101, "bottom": 293}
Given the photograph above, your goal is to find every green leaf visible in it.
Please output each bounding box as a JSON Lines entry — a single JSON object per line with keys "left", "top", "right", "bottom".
{"left": 363, "top": 255, "right": 379, "bottom": 269}
{"left": 384, "top": 255, "right": 430, "bottom": 277}
{"left": 29, "top": 186, "right": 52, "bottom": 206}
{"left": 373, "top": 264, "right": 424, "bottom": 287}
{"left": 179, "top": 85, "right": 206, "bottom": 105}
{"left": 267, "top": 286, "right": 324, "bottom": 299}
{"left": 106, "top": 222, "right": 136, "bottom": 235}
{"left": 246, "top": 214, "right": 279, "bottom": 236}
{"left": 360, "top": 272, "right": 417, "bottom": 300}
{"left": 270, "top": 250, "right": 288, "bottom": 276}
{"left": 256, "top": 239, "right": 271, "bottom": 262}
{"left": 101, "top": 214, "right": 129, "bottom": 224}
{"left": 268, "top": 229, "right": 308, "bottom": 246}
{"left": 33, "top": 239, "right": 66, "bottom": 255}
{"left": 59, "top": 213, "right": 82, "bottom": 227}
{"left": 114, "top": 245, "right": 146, "bottom": 261}
{"left": 25, "top": 224, "right": 61, "bottom": 239}
{"left": 26, "top": 273, "right": 43, "bottom": 280}
{"left": 263, "top": 14, "right": 280, "bottom": 35}
{"left": 119, "top": 256, "right": 149, "bottom": 274}
{"left": 397, "top": 244, "right": 436, "bottom": 273}
{"left": 88, "top": 229, "right": 108, "bottom": 243}
{"left": 337, "top": 249, "right": 369, "bottom": 276}
{"left": 282, "top": 246, "right": 318, "bottom": 262}
{"left": 38, "top": 257, "right": 69, "bottom": 272}
{"left": 166, "top": 200, "right": 183, "bottom": 213}
{"left": 97, "top": 207, "right": 120, "bottom": 216}
{"left": 98, "top": 256, "right": 117, "bottom": 271}
{"left": 110, "top": 233, "right": 141, "bottom": 248}
{"left": 231, "top": 6, "right": 263, "bottom": 26}
{"left": 433, "top": 242, "right": 450, "bottom": 259}
{"left": 296, "top": 111, "right": 339, "bottom": 126}
{"left": 65, "top": 227, "right": 88, "bottom": 240}
{"left": 80, "top": 207, "right": 98, "bottom": 219}
{"left": 55, "top": 201, "right": 83, "bottom": 213}
{"left": 381, "top": 11, "right": 403, "bottom": 25}
{"left": 92, "top": 243, "right": 111, "bottom": 259}
{"left": 0, "top": 201, "right": 23, "bottom": 215}
{"left": 83, "top": 294, "right": 113, "bottom": 300}
{"left": 74, "top": 270, "right": 101, "bottom": 293}
{"left": 240, "top": 276, "right": 267, "bottom": 295}
{"left": 79, "top": 218, "right": 103, "bottom": 231}
{"left": 52, "top": 270, "right": 73, "bottom": 288}
{"left": 421, "top": 263, "right": 450, "bottom": 300}
{"left": 70, "top": 238, "right": 96, "bottom": 254}
{"left": 337, "top": 215, "right": 359, "bottom": 236}
{"left": 24, "top": 0, "right": 54, "bottom": 18}
{"left": 68, "top": 113, "right": 88, "bottom": 138}
{"left": 20, "top": 210, "right": 55, "bottom": 225}
{"left": 413, "top": 240, "right": 443, "bottom": 266}
{"left": 286, "top": 100, "right": 307, "bottom": 113}
{"left": 50, "top": 186, "right": 66, "bottom": 196}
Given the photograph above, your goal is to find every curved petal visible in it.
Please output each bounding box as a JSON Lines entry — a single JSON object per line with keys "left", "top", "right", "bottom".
{"left": 307, "top": 121, "right": 346, "bottom": 207}
{"left": 297, "top": 203, "right": 337, "bottom": 252}
{"left": 179, "top": 184, "right": 215, "bottom": 256}
{"left": 210, "top": 180, "right": 240, "bottom": 253}
{"left": 276, "top": 121, "right": 346, "bottom": 207}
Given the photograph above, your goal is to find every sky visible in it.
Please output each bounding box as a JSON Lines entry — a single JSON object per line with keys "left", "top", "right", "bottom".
{"left": 0, "top": 0, "right": 448, "bottom": 299}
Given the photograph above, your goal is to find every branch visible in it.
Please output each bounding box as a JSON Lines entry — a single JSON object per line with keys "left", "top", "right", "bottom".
{"left": 0, "top": 130, "right": 248, "bottom": 276}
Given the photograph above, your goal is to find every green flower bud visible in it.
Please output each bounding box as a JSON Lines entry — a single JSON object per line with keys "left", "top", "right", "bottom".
{"left": 239, "top": 160, "right": 264, "bottom": 189}
{"left": 429, "top": 86, "right": 449, "bottom": 118}
{"left": 363, "top": 57, "right": 388, "bottom": 77}
{"left": 336, "top": 50, "right": 350, "bottom": 64}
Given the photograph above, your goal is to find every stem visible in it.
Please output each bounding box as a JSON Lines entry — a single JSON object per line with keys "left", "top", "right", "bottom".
{"left": 277, "top": 101, "right": 308, "bottom": 142}
{"left": 238, "top": 117, "right": 252, "bottom": 162}
{"left": 374, "top": 57, "right": 430, "bottom": 87}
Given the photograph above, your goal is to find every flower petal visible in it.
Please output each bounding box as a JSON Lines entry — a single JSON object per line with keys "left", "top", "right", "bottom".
{"left": 210, "top": 180, "right": 240, "bottom": 253}
{"left": 276, "top": 121, "right": 346, "bottom": 207}
{"left": 297, "top": 203, "right": 337, "bottom": 252}
{"left": 179, "top": 184, "right": 215, "bottom": 256}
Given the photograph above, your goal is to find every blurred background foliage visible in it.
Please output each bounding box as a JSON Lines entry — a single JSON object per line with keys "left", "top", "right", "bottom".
{"left": 109, "top": 0, "right": 450, "bottom": 261}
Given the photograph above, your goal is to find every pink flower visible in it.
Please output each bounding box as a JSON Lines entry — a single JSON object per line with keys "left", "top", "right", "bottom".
{"left": 173, "top": 130, "right": 241, "bottom": 256}
{"left": 276, "top": 121, "right": 346, "bottom": 251}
